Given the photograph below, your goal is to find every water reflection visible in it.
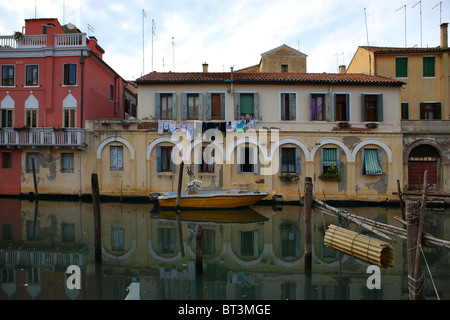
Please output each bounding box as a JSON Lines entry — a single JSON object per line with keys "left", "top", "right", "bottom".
{"left": 0, "top": 197, "right": 449, "bottom": 300}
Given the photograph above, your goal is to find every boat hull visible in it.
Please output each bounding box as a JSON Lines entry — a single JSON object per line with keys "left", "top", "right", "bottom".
{"left": 157, "top": 191, "right": 268, "bottom": 209}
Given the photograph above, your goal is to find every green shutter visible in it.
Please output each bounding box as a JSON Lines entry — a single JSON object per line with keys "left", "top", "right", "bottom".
{"left": 423, "top": 57, "right": 435, "bottom": 77}
{"left": 396, "top": 57, "right": 407, "bottom": 77}
{"left": 322, "top": 148, "right": 337, "bottom": 167}
{"left": 240, "top": 94, "right": 254, "bottom": 114}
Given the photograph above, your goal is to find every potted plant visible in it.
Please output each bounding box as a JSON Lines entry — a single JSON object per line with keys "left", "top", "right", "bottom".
{"left": 279, "top": 172, "right": 299, "bottom": 183}
{"left": 338, "top": 121, "right": 351, "bottom": 128}
{"left": 366, "top": 122, "right": 378, "bottom": 129}
{"left": 319, "top": 166, "right": 341, "bottom": 181}
{"left": 14, "top": 125, "right": 30, "bottom": 132}
{"left": 13, "top": 31, "right": 23, "bottom": 42}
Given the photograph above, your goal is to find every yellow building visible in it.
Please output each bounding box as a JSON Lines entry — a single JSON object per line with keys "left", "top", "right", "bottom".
{"left": 236, "top": 44, "right": 307, "bottom": 73}
{"left": 347, "top": 23, "right": 450, "bottom": 194}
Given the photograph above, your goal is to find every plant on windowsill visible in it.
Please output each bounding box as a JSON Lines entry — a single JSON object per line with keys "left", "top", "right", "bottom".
{"left": 14, "top": 125, "right": 30, "bottom": 132}
{"left": 366, "top": 122, "right": 378, "bottom": 129}
{"left": 318, "top": 166, "right": 341, "bottom": 181}
{"left": 337, "top": 121, "right": 351, "bottom": 128}
{"left": 279, "top": 172, "right": 299, "bottom": 183}
{"left": 52, "top": 127, "right": 66, "bottom": 132}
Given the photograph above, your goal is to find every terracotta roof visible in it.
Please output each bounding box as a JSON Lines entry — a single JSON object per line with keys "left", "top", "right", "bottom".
{"left": 359, "top": 45, "right": 444, "bottom": 54}
{"left": 136, "top": 72, "right": 403, "bottom": 86}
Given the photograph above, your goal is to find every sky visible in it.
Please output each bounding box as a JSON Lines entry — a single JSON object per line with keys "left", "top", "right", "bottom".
{"left": 0, "top": 0, "right": 448, "bottom": 80}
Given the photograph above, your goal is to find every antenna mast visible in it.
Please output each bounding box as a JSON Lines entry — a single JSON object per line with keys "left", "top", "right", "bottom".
{"left": 152, "top": 19, "right": 156, "bottom": 72}
{"left": 412, "top": 1, "right": 422, "bottom": 47}
{"left": 172, "top": 37, "right": 175, "bottom": 72}
{"left": 433, "top": 2, "right": 442, "bottom": 25}
{"left": 142, "top": 9, "right": 147, "bottom": 76}
{"left": 364, "top": 8, "right": 370, "bottom": 46}
{"left": 396, "top": 5, "right": 407, "bottom": 47}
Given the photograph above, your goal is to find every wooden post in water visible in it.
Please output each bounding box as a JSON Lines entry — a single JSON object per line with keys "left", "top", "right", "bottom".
{"left": 32, "top": 158, "right": 38, "bottom": 201}
{"left": 175, "top": 162, "right": 184, "bottom": 213}
{"left": 405, "top": 200, "right": 425, "bottom": 300}
{"left": 196, "top": 224, "right": 203, "bottom": 274}
{"left": 304, "top": 177, "right": 313, "bottom": 272}
{"left": 91, "top": 173, "right": 102, "bottom": 263}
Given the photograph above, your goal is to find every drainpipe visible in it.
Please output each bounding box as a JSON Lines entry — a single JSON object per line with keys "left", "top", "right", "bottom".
{"left": 80, "top": 50, "right": 85, "bottom": 128}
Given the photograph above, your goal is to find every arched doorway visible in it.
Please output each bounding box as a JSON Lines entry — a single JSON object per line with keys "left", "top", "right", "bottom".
{"left": 407, "top": 145, "right": 440, "bottom": 191}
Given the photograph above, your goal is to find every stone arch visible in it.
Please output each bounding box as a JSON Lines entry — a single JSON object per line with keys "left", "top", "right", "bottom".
{"left": 97, "top": 136, "right": 135, "bottom": 159}
{"left": 274, "top": 137, "right": 310, "bottom": 160}
{"left": 352, "top": 139, "right": 393, "bottom": 163}
{"left": 403, "top": 139, "right": 448, "bottom": 165}
{"left": 310, "top": 138, "right": 352, "bottom": 162}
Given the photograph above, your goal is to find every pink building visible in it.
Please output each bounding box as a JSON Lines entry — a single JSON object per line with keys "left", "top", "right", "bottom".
{"left": 0, "top": 18, "right": 136, "bottom": 195}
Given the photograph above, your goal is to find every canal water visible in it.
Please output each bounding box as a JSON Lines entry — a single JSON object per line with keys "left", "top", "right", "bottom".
{"left": 0, "top": 197, "right": 449, "bottom": 301}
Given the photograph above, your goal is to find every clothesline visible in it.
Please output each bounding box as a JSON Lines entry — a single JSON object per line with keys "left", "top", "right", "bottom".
{"left": 157, "top": 119, "right": 259, "bottom": 141}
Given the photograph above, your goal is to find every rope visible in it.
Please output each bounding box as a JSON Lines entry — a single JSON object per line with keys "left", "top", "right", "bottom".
{"left": 420, "top": 244, "right": 440, "bottom": 300}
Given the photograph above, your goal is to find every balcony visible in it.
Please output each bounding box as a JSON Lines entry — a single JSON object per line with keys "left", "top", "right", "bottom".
{"left": 0, "top": 33, "right": 86, "bottom": 49}
{"left": 0, "top": 128, "right": 86, "bottom": 149}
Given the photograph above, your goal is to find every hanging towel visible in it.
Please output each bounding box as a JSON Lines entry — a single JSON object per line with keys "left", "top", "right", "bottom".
{"left": 158, "top": 120, "right": 164, "bottom": 134}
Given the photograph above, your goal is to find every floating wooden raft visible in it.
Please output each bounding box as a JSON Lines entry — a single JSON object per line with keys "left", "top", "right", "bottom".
{"left": 324, "top": 224, "right": 395, "bottom": 269}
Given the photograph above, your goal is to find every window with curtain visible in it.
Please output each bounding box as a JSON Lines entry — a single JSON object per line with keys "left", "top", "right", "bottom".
{"left": 280, "top": 93, "right": 296, "bottom": 120}
{"left": 60, "top": 153, "right": 74, "bottom": 173}
{"left": 311, "top": 94, "right": 324, "bottom": 120}
{"left": 335, "top": 94, "right": 349, "bottom": 121}
{"left": 280, "top": 147, "right": 301, "bottom": 173}
{"left": 187, "top": 93, "right": 200, "bottom": 119}
{"left": 156, "top": 146, "right": 174, "bottom": 172}
{"left": 321, "top": 148, "right": 339, "bottom": 173}
{"left": 362, "top": 149, "right": 382, "bottom": 175}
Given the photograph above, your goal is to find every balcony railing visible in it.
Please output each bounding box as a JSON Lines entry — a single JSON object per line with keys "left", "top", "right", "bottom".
{"left": 0, "top": 33, "right": 86, "bottom": 49}
{"left": 0, "top": 128, "right": 86, "bottom": 148}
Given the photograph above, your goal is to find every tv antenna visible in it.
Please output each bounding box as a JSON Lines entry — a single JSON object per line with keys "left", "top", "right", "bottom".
{"left": 142, "top": 9, "right": 147, "bottom": 76}
{"left": 364, "top": 8, "right": 370, "bottom": 46}
{"left": 433, "top": 2, "right": 442, "bottom": 25}
{"left": 87, "top": 24, "right": 95, "bottom": 38}
{"left": 412, "top": 1, "right": 422, "bottom": 47}
{"left": 172, "top": 37, "right": 175, "bottom": 72}
{"left": 152, "top": 19, "right": 156, "bottom": 71}
{"left": 396, "top": 5, "right": 407, "bottom": 47}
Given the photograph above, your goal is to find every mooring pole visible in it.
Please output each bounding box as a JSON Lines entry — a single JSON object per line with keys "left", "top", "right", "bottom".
{"left": 196, "top": 224, "right": 203, "bottom": 274}
{"left": 405, "top": 200, "right": 425, "bottom": 300}
{"left": 91, "top": 173, "right": 102, "bottom": 263}
{"left": 175, "top": 162, "right": 184, "bottom": 213}
{"left": 32, "top": 158, "right": 38, "bottom": 201}
{"left": 304, "top": 177, "right": 313, "bottom": 272}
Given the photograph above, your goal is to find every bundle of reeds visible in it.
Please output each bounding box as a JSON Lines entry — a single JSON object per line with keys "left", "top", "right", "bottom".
{"left": 324, "top": 224, "right": 395, "bottom": 269}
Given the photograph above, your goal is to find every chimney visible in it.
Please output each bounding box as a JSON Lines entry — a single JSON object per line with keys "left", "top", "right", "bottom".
{"left": 202, "top": 62, "right": 208, "bottom": 73}
{"left": 339, "top": 65, "right": 346, "bottom": 73}
{"left": 441, "top": 23, "right": 448, "bottom": 49}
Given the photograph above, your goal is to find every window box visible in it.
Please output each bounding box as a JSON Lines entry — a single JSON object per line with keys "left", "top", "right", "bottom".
{"left": 337, "top": 121, "right": 351, "bottom": 128}
{"left": 14, "top": 125, "right": 30, "bottom": 132}
{"left": 319, "top": 166, "right": 341, "bottom": 181}
{"left": 365, "top": 122, "right": 378, "bottom": 129}
{"left": 279, "top": 173, "right": 298, "bottom": 183}
{"left": 52, "top": 127, "right": 66, "bottom": 132}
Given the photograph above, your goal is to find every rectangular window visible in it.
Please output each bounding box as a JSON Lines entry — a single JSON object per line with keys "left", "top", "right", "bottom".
{"left": 423, "top": 57, "right": 435, "bottom": 77}
{"left": 335, "top": 94, "right": 349, "bottom": 121}
{"left": 321, "top": 148, "right": 339, "bottom": 174}
{"left": 420, "top": 102, "right": 441, "bottom": 120}
{"left": 281, "top": 64, "right": 288, "bottom": 72}
{"left": 199, "top": 146, "right": 214, "bottom": 173}
{"left": 401, "top": 102, "right": 409, "bottom": 120}
{"left": 362, "top": 149, "right": 382, "bottom": 175}
{"left": 111, "top": 226, "right": 125, "bottom": 251}
{"left": 158, "top": 93, "right": 174, "bottom": 119}
{"left": 26, "top": 109, "right": 37, "bottom": 128}
{"left": 61, "top": 223, "right": 75, "bottom": 242}
{"left": 63, "top": 108, "right": 76, "bottom": 127}
{"left": 25, "top": 65, "right": 39, "bottom": 86}
{"left": 157, "top": 228, "right": 176, "bottom": 254}
{"left": 280, "top": 147, "right": 301, "bottom": 174}
{"left": 63, "top": 63, "right": 77, "bottom": 85}
{"left": 1, "top": 152, "right": 12, "bottom": 169}
{"left": 239, "top": 231, "right": 257, "bottom": 257}
{"left": 280, "top": 93, "right": 296, "bottom": 120}
{"left": 156, "top": 146, "right": 174, "bottom": 172}
{"left": 187, "top": 93, "right": 200, "bottom": 119}
{"left": 60, "top": 153, "right": 74, "bottom": 173}
{"left": 110, "top": 146, "right": 123, "bottom": 171}
{"left": 395, "top": 57, "right": 407, "bottom": 78}
{"left": 311, "top": 94, "right": 325, "bottom": 120}
{"left": 1, "top": 65, "right": 14, "bottom": 86}
{"left": 240, "top": 93, "right": 254, "bottom": 116}
{"left": 109, "top": 84, "right": 114, "bottom": 101}
{"left": 26, "top": 152, "right": 39, "bottom": 173}
{"left": 238, "top": 146, "right": 258, "bottom": 174}
{"left": 361, "top": 94, "right": 383, "bottom": 122}
{"left": 1, "top": 109, "right": 13, "bottom": 127}
{"left": 210, "top": 93, "right": 223, "bottom": 120}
